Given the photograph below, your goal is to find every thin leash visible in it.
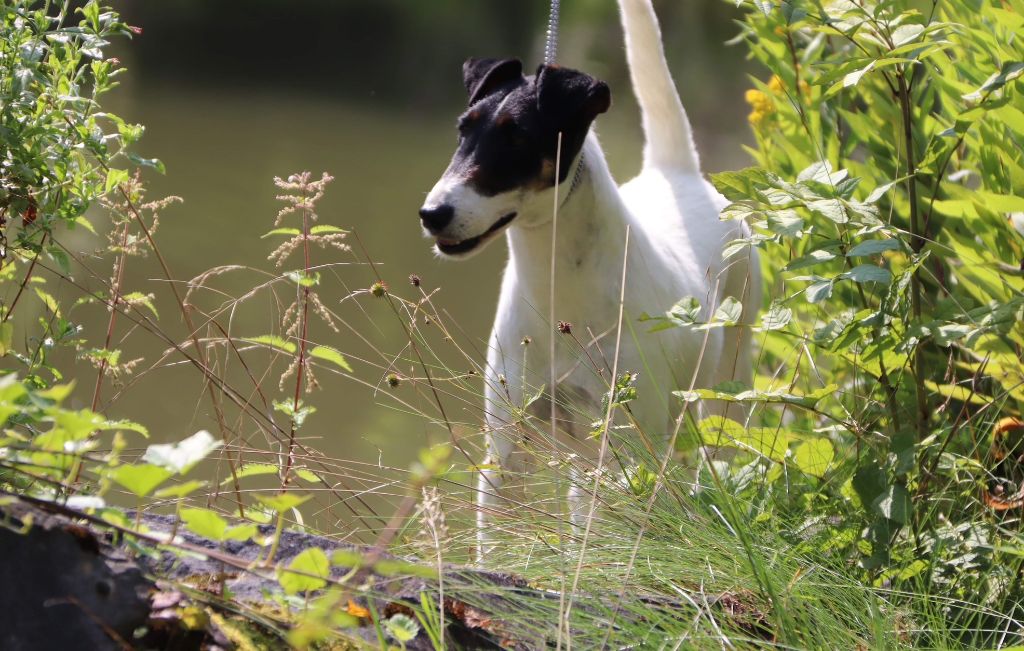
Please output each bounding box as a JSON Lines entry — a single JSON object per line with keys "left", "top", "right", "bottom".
{"left": 546, "top": 3, "right": 574, "bottom": 651}
{"left": 544, "top": 0, "right": 560, "bottom": 65}
{"left": 545, "top": 0, "right": 587, "bottom": 208}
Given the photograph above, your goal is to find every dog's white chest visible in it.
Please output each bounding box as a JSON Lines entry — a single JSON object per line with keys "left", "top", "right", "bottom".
{"left": 485, "top": 210, "right": 725, "bottom": 439}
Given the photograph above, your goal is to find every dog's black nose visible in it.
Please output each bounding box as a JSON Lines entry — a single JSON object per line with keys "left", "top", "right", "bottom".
{"left": 419, "top": 204, "right": 454, "bottom": 234}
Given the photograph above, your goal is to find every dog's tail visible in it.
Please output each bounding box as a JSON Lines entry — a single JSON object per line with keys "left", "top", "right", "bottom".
{"left": 618, "top": 0, "right": 700, "bottom": 174}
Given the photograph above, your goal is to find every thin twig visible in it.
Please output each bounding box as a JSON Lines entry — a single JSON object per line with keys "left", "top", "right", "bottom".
{"left": 565, "top": 225, "right": 630, "bottom": 633}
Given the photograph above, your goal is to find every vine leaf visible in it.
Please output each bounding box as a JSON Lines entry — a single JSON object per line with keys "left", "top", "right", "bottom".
{"left": 142, "top": 429, "right": 221, "bottom": 474}
{"left": 279, "top": 547, "right": 330, "bottom": 595}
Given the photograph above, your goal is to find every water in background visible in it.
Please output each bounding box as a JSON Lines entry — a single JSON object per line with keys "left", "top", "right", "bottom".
{"left": 82, "top": 1, "right": 756, "bottom": 528}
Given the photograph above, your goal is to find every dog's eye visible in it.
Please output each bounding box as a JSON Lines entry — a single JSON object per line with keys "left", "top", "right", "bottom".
{"left": 456, "top": 119, "right": 475, "bottom": 144}
{"left": 498, "top": 124, "right": 527, "bottom": 149}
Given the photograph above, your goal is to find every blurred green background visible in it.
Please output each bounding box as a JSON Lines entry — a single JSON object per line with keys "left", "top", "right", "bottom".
{"left": 97, "top": 1, "right": 757, "bottom": 505}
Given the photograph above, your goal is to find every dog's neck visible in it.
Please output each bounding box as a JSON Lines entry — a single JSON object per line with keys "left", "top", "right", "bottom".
{"left": 506, "top": 133, "right": 630, "bottom": 298}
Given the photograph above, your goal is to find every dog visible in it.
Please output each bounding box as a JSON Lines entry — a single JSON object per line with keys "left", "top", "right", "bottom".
{"left": 419, "top": 0, "right": 760, "bottom": 558}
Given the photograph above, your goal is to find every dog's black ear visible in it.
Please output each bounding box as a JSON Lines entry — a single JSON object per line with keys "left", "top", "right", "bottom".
{"left": 463, "top": 57, "right": 523, "bottom": 105}
{"left": 536, "top": 64, "right": 611, "bottom": 128}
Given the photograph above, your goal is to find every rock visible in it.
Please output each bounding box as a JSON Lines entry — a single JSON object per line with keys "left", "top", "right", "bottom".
{"left": 0, "top": 497, "right": 768, "bottom": 649}
{"left": 0, "top": 501, "right": 154, "bottom": 651}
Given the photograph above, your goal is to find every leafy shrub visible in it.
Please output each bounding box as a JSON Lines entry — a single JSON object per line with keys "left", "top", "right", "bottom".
{"left": 4, "top": 0, "right": 1024, "bottom": 647}
{"left": 710, "top": 0, "right": 1024, "bottom": 640}
{"left": 0, "top": 2, "right": 156, "bottom": 264}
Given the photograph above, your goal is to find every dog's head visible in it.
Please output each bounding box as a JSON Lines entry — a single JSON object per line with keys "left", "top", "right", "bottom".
{"left": 419, "top": 58, "right": 611, "bottom": 258}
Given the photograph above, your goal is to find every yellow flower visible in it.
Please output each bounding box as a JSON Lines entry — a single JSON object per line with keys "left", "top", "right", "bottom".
{"left": 765, "top": 74, "right": 813, "bottom": 99}
{"left": 346, "top": 599, "right": 370, "bottom": 619}
{"left": 745, "top": 89, "right": 771, "bottom": 110}
{"left": 745, "top": 88, "right": 775, "bottom": 126}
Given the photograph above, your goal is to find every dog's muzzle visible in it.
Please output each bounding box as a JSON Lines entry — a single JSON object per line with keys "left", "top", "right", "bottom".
{"left": 419, "top": 204, "right": 455, "bottom": 234}
{"left": 434, "top": 211, "right": 517, "bottom": 256}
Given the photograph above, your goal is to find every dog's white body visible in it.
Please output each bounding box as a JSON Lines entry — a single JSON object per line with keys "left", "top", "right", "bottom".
{"left": 426, "top": 0, "right": 760, "bottom": 556}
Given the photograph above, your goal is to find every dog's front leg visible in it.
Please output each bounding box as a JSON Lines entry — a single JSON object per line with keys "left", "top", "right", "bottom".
{"left": 567, "top": 465, "right": 592, "bottom": 530}
{"left": 476, "top": 423, "right": 515, "bottom": 562}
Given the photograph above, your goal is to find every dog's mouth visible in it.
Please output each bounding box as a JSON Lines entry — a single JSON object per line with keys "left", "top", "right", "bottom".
{"left": 436, "top": 212, "right": 517, "bottom": 256}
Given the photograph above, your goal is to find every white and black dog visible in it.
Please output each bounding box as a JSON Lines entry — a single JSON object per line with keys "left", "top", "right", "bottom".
{"left": 420, "top": 0, "right": 760, "bottom": 556}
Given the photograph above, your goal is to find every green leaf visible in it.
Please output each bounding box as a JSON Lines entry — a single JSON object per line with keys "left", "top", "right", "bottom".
{"left": 154, "top": 480, "right": 207, "bottom": 499}
{"left": 374, "top": 558, "right": 437, "bottom": 579}
{"left": 261, "top": 228, "right": 301, "bottom": 239}
{"left": 309, "top": 346, "right": 353, "bottom": 372}
{"left": 0, "top": 323, "right": 13, "bottom": 356}
{"left": 711, "top": 296, "right": 743, "bottom": 326}
{"left": 331, "top": 549, "right": 366, "bottom": 569}
{"left": 78, "top": 1, "right": 100, "bottom": 28}
{"left": 864, "top": 179, "right": 902, "bottom": 204}
{"left": 74, "top": 215, "right": 97, "bottom": 234}
{"left": 761, "top": 304, "right": 792, "bottom": 331}
{"left": 223, "top": 523, "right": 257, "bottom": 542}
{"left": 178, "top": 508, "right": 255, "bottom": 542}
{"left": 846, "top": 239, "right": 901, "bottom": 257}
{"left": 125, "top": 153, "right": 165, "bottom": 174}
{"left": 896, "top": 559, "right": 929, "bottom": 582}
{"left": 668, "top": 296, "right": 702, "bottom": 325}
{"left": 47, "top": 247, "right": 71, "bottom": 275}
{"left": 691, "top": 384, "right": 838, "bottom": 409}
{"left": 34, "top": 288, "right": 60, "bottom": 316}
{"left": 975, "top": 191, "right": 1024, "bottom": 213}
{"left": 110, "top": 463, "right": 173, "bottom": 497}
{"left": 273, "top": 399, "right": 317, "bottom": 427}
{"left": 841, "top": 264, "right": 892, "bottom": 285}
{"left": 255, "top": 492, "right": 311, "bottom": 512}
{"left": 285, "top": 270, "right": 320, "bottom": 287}
{"left": 279, "top": 547, "right": 330, "bottom": 595}
{"left": 853, "top": 464, "right": 887, "bottom": 510}
{"left": 104, "top": 168, "right": 129, "bottom": 193}
{"left": 797, "top": 161, "right": 844, "bottom": 185}
{"left": 610, "top": 372, "right": 638, "bottom": 406}
{"left": 142, "top": 430, "right": 221, "bottom": 474}
{"left": 924, "top": 380, "right": 992, "bottom": 406}
{"left": 766, "top": 209, "right": 805, "bottom": 237}
{"left": 102, "top": 419, "right": 149, "bottom": 438}
{"left": 933, "top": 324, "right": 973, "bottom": 347}
{"left": 873, "top": 484, "right": 911, "bottom": 524}
{"left": 697, "top": 416, "right": 792, "bottom": 462}
{"left": 842, "top": 61, "right": 875, "bottom": 89}
{"left": 37, "top": 382, "right": 75, "bottom": 403}
{"left": 785, "top": 249, "right": 838, "bottom": 271}
{"left": 692, "top": 294, "right": 741, "bottom": 327}
{"left": 53, "top": 409, "right": 105, "bottom": 441}
{"left": 806, "top": 279, "right": 834, "bottom": 303}
{"left": 792, "top": 439, "right": 835, "bottom": 478}
{"left": 807, "top": 199, "right": 849, "bottom": 223}
{"left": 220, "top": 463, "right": 279, "bottom": 486}
{"left": 123, "top": 292, "right": 158, "bottom": 318}
{"left": 309, "top": 225, "right": 347, "bottom": 235}
{"left": 964, "top": 61, "right": 1024, "bottom": 100}
{"left": 0, "top": 376, "right": 27, "bottom": 426}
{"left": 242, "top": 335, "right": 296, "bottom": 355}
{"left": 385, "top": 614, "right": 421, "bottom": 644}
{"left": 891, "top": 24, "right": 924, "bottom": 46}
{"left": 180, "top": 507, "right": 229, "bottom": 541}
{"left": 751, "top": 0, "right": 773, "bottom": 16}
